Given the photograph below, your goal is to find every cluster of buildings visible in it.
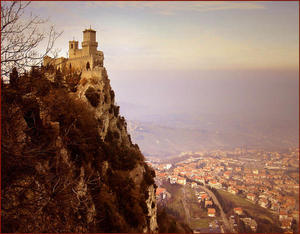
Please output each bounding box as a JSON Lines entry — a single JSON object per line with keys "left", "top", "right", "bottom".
{"left": 149, "top": 147, "right": 299, "bottom": 232}
{"left": 195, "top": 190, "right": 216, "bottom": 217}
{"left": 156, "top": 187, "right": 171, "bottom": 203}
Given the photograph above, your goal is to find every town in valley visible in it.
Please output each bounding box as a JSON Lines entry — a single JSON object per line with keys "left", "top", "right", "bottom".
{"left": 147, "top": 147, "right": 299, "bottom": 233}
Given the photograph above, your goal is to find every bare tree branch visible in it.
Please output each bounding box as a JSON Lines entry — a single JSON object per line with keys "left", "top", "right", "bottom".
{"left": 1, "top": 1, "right": 63, "bottom": 77}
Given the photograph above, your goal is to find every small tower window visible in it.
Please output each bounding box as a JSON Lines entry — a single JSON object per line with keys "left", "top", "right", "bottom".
{"left": 71, "top": 44, "right": 73, "bottom": 49}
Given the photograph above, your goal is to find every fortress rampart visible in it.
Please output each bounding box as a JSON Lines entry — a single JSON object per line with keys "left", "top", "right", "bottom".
{"left": 43, "top": 28, "right": 104, "bottom": 72}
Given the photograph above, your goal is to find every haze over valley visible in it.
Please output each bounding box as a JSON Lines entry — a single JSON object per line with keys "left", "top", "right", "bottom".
{"left": 113, "top": 71, "right": 299, "bottom": 157}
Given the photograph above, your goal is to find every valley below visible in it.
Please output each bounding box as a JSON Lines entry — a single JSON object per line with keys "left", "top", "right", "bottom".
{"left": 126, "top": 116, "right": 298, "bottom": 158}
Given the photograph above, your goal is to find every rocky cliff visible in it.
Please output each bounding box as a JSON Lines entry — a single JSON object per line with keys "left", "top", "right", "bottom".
{"left": 1, "top": 64, "right": 158, "bottom": 232}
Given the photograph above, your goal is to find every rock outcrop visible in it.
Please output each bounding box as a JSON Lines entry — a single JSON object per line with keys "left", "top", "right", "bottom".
{"left": 1, "top": 55, "right": 158, "bottom": 232}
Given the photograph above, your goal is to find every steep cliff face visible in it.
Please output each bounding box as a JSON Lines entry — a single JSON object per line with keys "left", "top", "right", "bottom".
{"left": 1, "top": 65, "right": 158, "bottom": 233}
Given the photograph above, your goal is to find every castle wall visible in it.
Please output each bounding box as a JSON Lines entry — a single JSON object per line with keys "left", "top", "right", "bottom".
{"left": 81, "top": 67, "right": 106, "bottom": 79}
{"left": 43, "top": 29, "right": 104, "bottom": 72}
{"left": 69, "top": 48, "right": 83, "bottom": 59}
{"left": 43, "top": 56, "right": 67, "bottom": 70}
{"left": 67, "top": 54, "right": 103, "bottom": 71}
{"left": 43, "top": 54, "right": 104, "bottom": 72}
{"left": 66, "top": 56, "right": 92, "bottom": 71}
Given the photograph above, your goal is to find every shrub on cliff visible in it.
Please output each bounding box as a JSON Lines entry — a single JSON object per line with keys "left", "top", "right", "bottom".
{"left": 157, "top": 208, "right": 192, "bottom": 233}
{"left": 114, "top": 105, "right": 120, "bottom": 117}
{"left": 33, "top": 76, "right": 51, "bottom": 97}
{"left": 110, "top": 90, "right": 115, "bottom": 101}
{"left": 85, "top": 86, "right": 100, "bottom": 107}
{"left": 2, "top": 66, "right": 153, "bottom": 233}
{"left": 103, "top": 143, "right": 143, "bottom": 171}
{"left": 65, "top": 72, "right": 81, "bottom": 92}
{"left": 144, "top": 163, "right": 155, "bottom": 185}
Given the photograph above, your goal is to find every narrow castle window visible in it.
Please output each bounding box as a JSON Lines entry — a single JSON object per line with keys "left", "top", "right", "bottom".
{"left": 71, "top": 44, "right": 73, "bottom": 49}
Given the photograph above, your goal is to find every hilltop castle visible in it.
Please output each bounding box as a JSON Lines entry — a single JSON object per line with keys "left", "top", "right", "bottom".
{"left": 43, "top": 28, "right": 104, "bottom": 71}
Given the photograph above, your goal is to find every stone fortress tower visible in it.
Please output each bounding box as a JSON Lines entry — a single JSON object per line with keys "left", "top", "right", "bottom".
{"left": 43, "top": 28, "right": 104, "bottom": 71}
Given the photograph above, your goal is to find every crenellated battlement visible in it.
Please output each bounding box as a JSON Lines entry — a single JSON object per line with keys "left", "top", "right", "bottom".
{"left": 44, "top": 28, "right": 104, "bottom": 72}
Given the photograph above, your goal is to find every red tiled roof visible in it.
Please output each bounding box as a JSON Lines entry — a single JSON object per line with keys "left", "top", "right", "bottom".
{"left": 208, "top": 208, "right": 216, "bottom": 214}
{"left": 279, "top": 210, "right": 288, "bottom": 215}
{"left": 234, "top": 207, "right": 243, "bottom": 212}
{"left": 156, "top": 187, "right": 166, "bottom": 195}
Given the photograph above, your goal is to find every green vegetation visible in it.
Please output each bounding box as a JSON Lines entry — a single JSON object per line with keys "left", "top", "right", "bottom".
{"left": 218, "top": 190, "right": 272, "bottom": 220}
{"left": 161, "top": 181, "right": 217, "bottom": 231}
{"left": 186, "top": 186, "right": 218, "bottom": 229}
{"left": 189, "top": 217, "right": 214, "bottom": 229}
{"left": 161, "top": 182, "right": 187, "bottom": 222}
{"left": 212, "top": 189, "right": 282, "bottom": 233}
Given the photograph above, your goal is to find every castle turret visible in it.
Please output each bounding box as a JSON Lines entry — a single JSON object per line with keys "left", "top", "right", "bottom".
{"left": 44, "top": 28, "right": 103, "bottom": 71}
{"left": 82, "top": 29, "right": 98, "bottom": 56}
{"left": 69, "top": 40, "right": 79, "bottom": 58}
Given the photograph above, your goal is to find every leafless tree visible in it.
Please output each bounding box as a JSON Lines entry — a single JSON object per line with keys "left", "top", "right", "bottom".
{"left": 1, "top": 1, "right": 62, "bottom": 77}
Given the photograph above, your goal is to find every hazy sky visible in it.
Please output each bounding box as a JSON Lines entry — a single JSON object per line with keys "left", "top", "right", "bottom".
{"left": 26, "top": 1, "right": 299, "bottom": 127}
{"left": 28, "top": 1, "right": 299, "bottom": 72}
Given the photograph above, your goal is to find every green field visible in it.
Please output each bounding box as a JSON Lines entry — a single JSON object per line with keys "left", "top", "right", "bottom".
{"left": 185, "top": 186, "right": 220, "bottom": 230}
{"left": 189, "top": 217, "right": 215, "bottom": 229}
{"left": 218, "top": 190, "right": 277, "bottom": 223}
{"left": 162, "top": 182, "right": 216, "bottom": 230}
{"left": 162, "top": 182, "right": 187, "bottom": 221}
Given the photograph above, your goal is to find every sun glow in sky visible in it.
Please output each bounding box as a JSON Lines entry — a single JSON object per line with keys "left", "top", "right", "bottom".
{"left": 28, "top": 1, "right": 299, "bottom": 73}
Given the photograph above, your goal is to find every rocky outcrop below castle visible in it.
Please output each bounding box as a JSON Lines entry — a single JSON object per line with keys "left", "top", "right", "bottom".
{"left": 1, "top": 65, "right": 158, "bottom": 233}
